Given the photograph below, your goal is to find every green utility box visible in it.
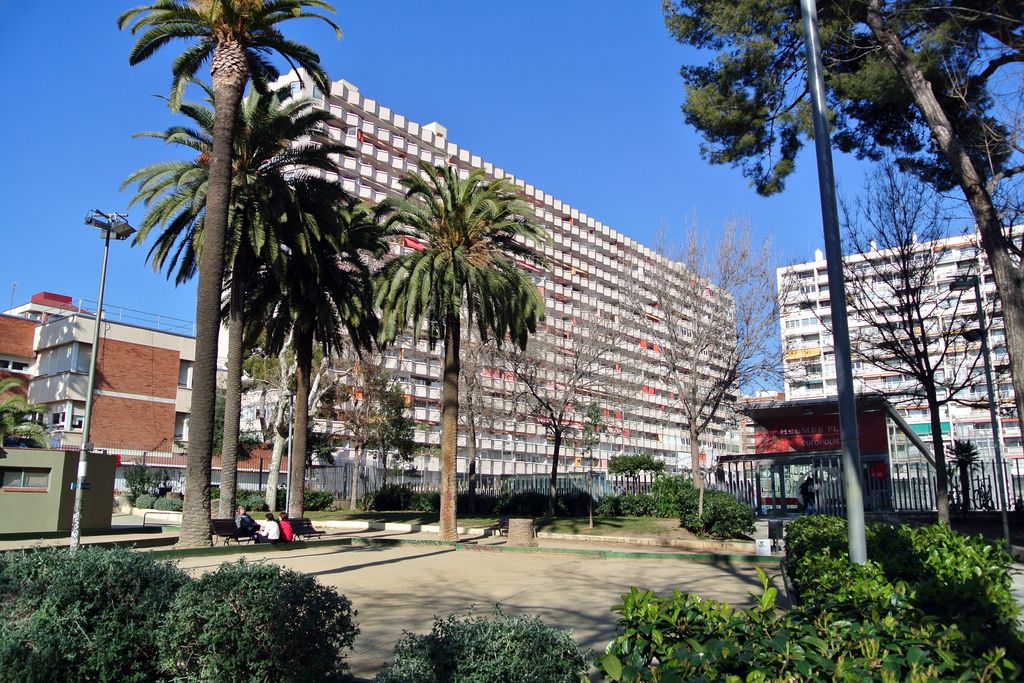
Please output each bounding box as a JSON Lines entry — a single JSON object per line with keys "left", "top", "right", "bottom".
{"left": 0, "top": 449, "right": 115, "bottom": 533}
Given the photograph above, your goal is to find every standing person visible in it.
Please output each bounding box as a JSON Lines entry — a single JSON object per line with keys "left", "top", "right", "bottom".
{"left": 799, "top": 476, "right": 816, "bottom": 514}
{"left": 278, "top": 511, "right": 295, "bottom": 543}
{"left": 255, "top": 513, "right": 281, "bottom": 544}
{"left": 235, "top": 506, "right": 259, "bottom": 538}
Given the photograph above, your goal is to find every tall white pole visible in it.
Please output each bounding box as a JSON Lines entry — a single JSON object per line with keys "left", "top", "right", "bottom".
{"left": 799, "top": 0, "right": 867, "bottom": 563}
{"left": 70, "top": 228, "right": 113, "bottom": 552}
{"left": 285, "top": 393, "right": 294, "bottom": 514}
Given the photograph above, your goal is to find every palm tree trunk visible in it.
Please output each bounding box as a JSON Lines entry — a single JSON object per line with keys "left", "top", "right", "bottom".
{"left": 288, "top": 327, "right": 313, "bottom": 517}
{"left": 548, "top": 429, "right": 562, "bottom": 516}
{"left": 179, "top": 45, "right": 246, "bottom": 548}
{"left": 439, "top": 315, "right": 461, "bottom": 541}
{"left": 959, "top": 462, "right": 971, "bottom": 515}
{"left": 218, "top": 256, "right": 247, "bottom": 519}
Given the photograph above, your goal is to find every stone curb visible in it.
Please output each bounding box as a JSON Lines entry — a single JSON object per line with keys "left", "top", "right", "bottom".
{"left": 535, "top": 531, "right": 754, "bottom": 555}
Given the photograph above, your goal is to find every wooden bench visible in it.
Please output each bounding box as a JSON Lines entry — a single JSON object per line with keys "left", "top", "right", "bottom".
{"left": 290, "top": 518, "right": 325, "bottom": 541}
{"left": 495, "top": 518, "right": 510, "bottom": 536}
{"left": 212, "top": 518, "right": 254, "bottom": 545}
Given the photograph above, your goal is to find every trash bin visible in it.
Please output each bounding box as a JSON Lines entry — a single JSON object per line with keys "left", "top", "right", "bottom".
{"left": 768, "top": 519, "right": 785, "bottom": 541}
{"left": 755, "top": 539, "right": 772, "bottom": 556}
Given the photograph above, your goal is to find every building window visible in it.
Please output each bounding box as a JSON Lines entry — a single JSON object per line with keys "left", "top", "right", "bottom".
{"left": 50, "top": 410, "right": 66, "bottom": 429}
{"left": 1, "top": 468, "right": 49, "bottom": 491}
{"left": 11, "top": 361, "right": 28, "bottom": 371}
{"left": 178, "top": 360, "right": 194, "bottom": 389}
{"left": 174, "top": 413, "right": 189, "bottom": 442}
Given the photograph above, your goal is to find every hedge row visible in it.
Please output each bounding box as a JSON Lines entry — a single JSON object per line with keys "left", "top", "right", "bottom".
{"left": 599, "top": 520, "right": 1023, "bottom": 680}
{"left": 784, "top": 515, "right": 1023, "bottom": 661}
{"left": 363, "top": 477, "right": 754, "bottom": 539}
{"left": 0, "top": 548, "right": 357, "bottom": 682}
{"left": 0, "top": 547, "right": 587, "bottom": 683}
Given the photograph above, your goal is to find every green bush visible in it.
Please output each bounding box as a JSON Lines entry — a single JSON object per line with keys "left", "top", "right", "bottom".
{"left": 153, "top": 496, "right": 183, "bottom": 512}
{"left": 0, "top": 547, "right": 188, "bottom": 682}
{"left": 303, "top": 489, "right": 335, "bottom": 512}
{"left": 597, "top": 570, "right": 1020, "bottom": 682}
{"left": 122, "top": 465, "right": 160, "bottom": 506}
{"left": 678, "top": 488, "right": 755, "bottom": 539}
{"left": 410, "top": 491, "right": 440, "bottom": 512}
{"left": 209, "top": 485, "right": 220, "bottom": 500}
{"left": 160, "top": 561, "right": 358, "bottom": 682}
{"left": 595, "top": 495, "right": 621, "bottom": 517}
{"left": 235, "top": 488, "right": 268, "bottom": 512}
{"left": 376, "top": 608, "right": 588, "bottom": 683}
{"left": 784, "top": 515, "right": 1024, "bottom": 660}
{"left": 617, "top": 493, "right": 655, "bottom": 517}
{"left": 497, "top": 491, "right": 550, "bottom": 517}
{"left": 649, "top": 474, "right": 693, "bottom": 517}
{"left": 366, "top": 484, "right": 415, "bottom": 511}
{"left": 134, "top": 493, "right": 157, "bottom": 510}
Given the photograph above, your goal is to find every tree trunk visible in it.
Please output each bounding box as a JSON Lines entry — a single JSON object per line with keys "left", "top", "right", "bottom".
{"left": 925, "top": 384, "right": 951, "bottom": 523}
{"left": 865, "top": 0, "right": 1024, "bottom": 433}
{"left": 690, "top": 417, "right": 705, "bottom": 517}
{"left": 467, "top": 420, "right": 478, "bottom": 514}
{"left": 218, "top": 255, "right": 247, "bottom": 519}
{"left": 548, "top": 428, "right": 562, "bottom": 516}
{"left": 349, "top": 444, "right": 362, "bottom": 510}
{"left": 439, "top": 315, "right": 461, "bottom": 541}
{"left": 179, "top": 43, "right": 247, "bottom": 548}
{"left": 264, "top": 344, "right": 292, "bottom": 510}
{"left": 288, "top": 328, "right": 313, "bottom": 517}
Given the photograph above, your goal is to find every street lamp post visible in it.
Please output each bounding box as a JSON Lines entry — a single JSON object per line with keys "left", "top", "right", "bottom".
{"left": 70, "top": 210, "right": 135, "bottom": 552}
{"left": 951, "top": 275, "right": 1011, "bottom": 544}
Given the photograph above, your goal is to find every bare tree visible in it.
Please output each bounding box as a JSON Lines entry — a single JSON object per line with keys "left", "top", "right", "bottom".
{"left": 507, "top": 308, "right": 626, "bottom": 515}
{"left": 624, "top": 219, "right": 779, "bottom": 514}
{"left": 458, "top": 329, "right": 507, "bottom": 513}
{"left": 329, "top": 351, "right": 390, "bottom": 510}
{"left": 840, "top": 168, "right": 987, "bottom": 523}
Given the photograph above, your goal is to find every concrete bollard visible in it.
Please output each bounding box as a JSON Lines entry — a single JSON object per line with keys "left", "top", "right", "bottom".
{"left": 507, "top": 518, "right": 537, "bottom": 547}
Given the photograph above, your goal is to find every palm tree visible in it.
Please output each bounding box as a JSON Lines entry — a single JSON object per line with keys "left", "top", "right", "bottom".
{"left": 375, "top": 163, "right": 547, "bottom": 540}
{"left": 253, "top": 195, "right": 386, "bottom": 516}
{"left": 950, "top": 439, "right": 981, "bottom": 515}
{"left": 0, "top": 378, "right": 46, "bottom": 453}
{"left": 119, "top": 0, "right": 340, "bottom": 547}
{"left": 125, "top": 85, "right": 347, "bottom": 520}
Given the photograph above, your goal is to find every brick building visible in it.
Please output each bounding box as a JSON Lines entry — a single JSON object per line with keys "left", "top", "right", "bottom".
{"left": 3, "top": 292, "right": 194, "bottom": 457}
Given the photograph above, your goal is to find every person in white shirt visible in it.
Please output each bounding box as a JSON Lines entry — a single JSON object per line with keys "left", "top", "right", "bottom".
{"left": 255, "top": 513, "right": 281, "bottom": 544}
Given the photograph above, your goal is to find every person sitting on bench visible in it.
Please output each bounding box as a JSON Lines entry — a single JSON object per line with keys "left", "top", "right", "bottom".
{"left": 278, "top": 511, "right": 294, "bottom": 542}
{"left": 235, "top": 506, "right": 259, "bottom": 539}
{"left": 254, "top": 513, "right": 281, "bottom": 544}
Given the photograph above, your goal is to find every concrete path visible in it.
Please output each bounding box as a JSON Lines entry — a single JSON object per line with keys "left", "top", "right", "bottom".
{"left": 172, "top": 542, "right": 779, "bottom": 680}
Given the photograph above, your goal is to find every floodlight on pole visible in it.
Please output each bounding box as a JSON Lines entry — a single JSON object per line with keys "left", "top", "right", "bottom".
{"left": 950, "top": 275, "right": 1010, "bottom": 544}
{"left": 70, "top": 211, "right": 135, "bottom": 552}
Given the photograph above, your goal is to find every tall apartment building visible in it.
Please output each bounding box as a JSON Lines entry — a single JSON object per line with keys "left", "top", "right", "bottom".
{"left": 778, "top": 235, "right": 1021, "bottom": 464}
{"left": 267, "top": 72, "right": 740, "bottom": 474}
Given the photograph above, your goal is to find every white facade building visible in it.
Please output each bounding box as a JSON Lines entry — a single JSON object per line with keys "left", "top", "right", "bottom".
{"left": 261, "top": 72, "right": 741, "bottom": 478}
{"left": 778, "top": 235, "right": 1021, "bottom": 464}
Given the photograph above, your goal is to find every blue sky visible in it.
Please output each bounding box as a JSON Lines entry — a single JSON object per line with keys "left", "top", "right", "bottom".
{"left": 0, "top": 1, "right": 871, "bottom": 324}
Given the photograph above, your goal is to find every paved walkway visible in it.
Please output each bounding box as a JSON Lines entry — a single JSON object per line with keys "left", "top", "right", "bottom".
{"left": 171, "top": 540, "right": 779, "bottom": 680}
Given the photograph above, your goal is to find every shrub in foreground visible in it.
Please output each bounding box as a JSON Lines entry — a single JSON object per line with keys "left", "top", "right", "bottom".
{"left": 160, "top": 561, "right": 358, "bottom": 682}
{"left": 0, "top": 547, "right": 188, "bottom": 682}
{"left": 784, "top": 515, "right": 1023, "bottom": 659}
{"left": 376, "top": 608, "right": 588, "bottom": 683}
{"left": 598, "top": 571, "right": 1019, "bottom": 681}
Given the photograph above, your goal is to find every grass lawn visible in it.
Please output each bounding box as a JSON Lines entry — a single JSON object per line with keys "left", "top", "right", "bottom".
{"left": 303, "top": 511, "right": 695, "bottom": 539}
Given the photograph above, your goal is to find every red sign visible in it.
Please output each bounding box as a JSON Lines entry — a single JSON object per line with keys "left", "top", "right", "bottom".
{"left": 755, "top": 411, "right": 888, "bottom": 455}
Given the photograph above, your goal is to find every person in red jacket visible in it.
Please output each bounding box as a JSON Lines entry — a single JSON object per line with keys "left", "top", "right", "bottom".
{"left": 278, "top": 511, "right": 295, "bottom": 542}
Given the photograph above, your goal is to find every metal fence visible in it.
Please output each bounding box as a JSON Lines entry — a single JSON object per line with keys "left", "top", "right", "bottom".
{"left": 713, "top": 455, "right": 1024, "bottom": 516}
